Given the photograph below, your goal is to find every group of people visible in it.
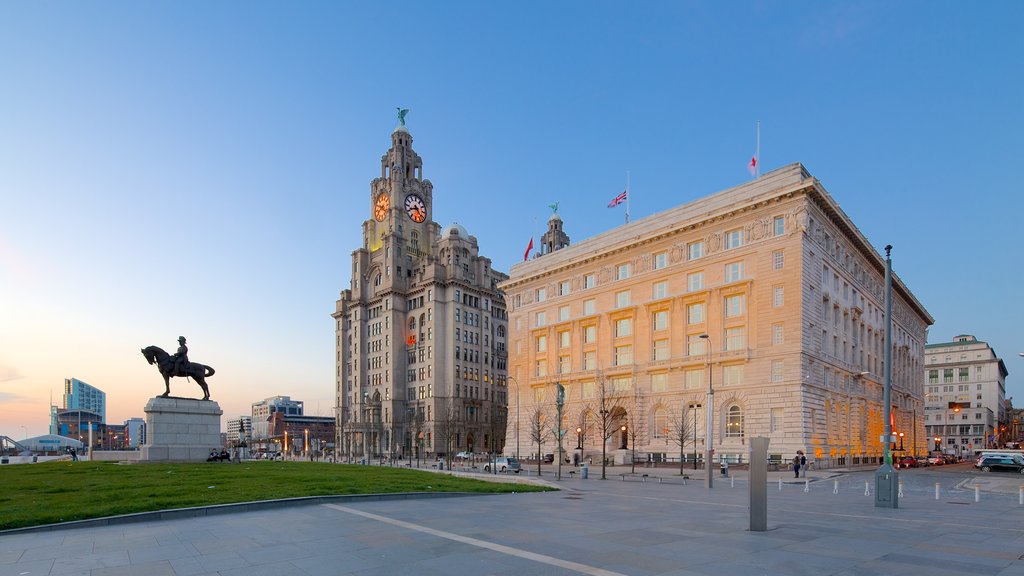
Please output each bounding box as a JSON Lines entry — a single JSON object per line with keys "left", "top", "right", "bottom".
{"left": 792, "top": 450, "right": 807, "bottom": 477}
{"left": 207, "top": 449, "right": 231, "bottom": 462}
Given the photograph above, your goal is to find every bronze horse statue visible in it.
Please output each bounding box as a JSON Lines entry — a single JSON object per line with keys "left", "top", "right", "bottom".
{"left": 141, "top": 345, "right": 215, "bottom": 400}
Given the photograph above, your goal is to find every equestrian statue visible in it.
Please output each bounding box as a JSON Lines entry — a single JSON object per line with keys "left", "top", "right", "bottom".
{"left": 140, "top": 336, "right": 216, "bottom": 400}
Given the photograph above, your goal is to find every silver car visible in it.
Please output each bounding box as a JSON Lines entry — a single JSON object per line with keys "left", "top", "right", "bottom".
{"left": 484, "top": 457, "right": 521, "bottom": 473}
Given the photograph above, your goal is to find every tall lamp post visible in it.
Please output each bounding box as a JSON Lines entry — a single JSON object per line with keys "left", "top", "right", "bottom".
{"left": 555, "top": 382, "right": 565, "bottom": 481}
{"left": 699, "top": 334, "right": 714, "bottom": 489}
{"left": 875, "top": 245, "right": 898, "bottom": 508}
{"left": 508, "top": 375, "right": 521, "bottom": 459}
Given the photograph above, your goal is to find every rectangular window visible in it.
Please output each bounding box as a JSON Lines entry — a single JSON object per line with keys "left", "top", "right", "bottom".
{"left": 535, "top": 360, "right": 547, "bottom": 377}
{"left": 653, "top": 252, "right": 668, "bottom": 270}
{"left": 614, "top": 318, "right": 632, "bottom": 337}
{"left": 558, "top": 305, "right": 570, "bottom": 322}
{"left": 688, "top": 240, "right": 704, "bottom": 260}
{"left": 653, "top": 339, "right": 669, "bottom": 361}
{"left": 770, "top": 407, "right": 783, "bottom": 432}
{"left": 614, "top": 345, "right": 633, "bottom": 366}
{"left": 652, "top": 281, "right": 668, "bottom": 300}
{"left": 685, "top": 369, "right": 704, "bottom": 389}
{"left": 773, "top": 285, "right": 784, "bottom": 308}
{"left": 772, "top": 323, "right": 784, "bottom": 345}
{"left": 584, "top": 274, "right": 595, "bottom": 289}
{"left": 687, "top": 271, "right": 704, "bottom": 292}
{"left": 725, "top": 262, "right": 744, "bottom": 283}
{"left": 616, "top": 290, "right": 631, "bottom": 308}
{"left": 583, "top": 325, "right": 597, "bottom": 343}
{"left": 612, "top": 377, "right": 632, "bottom": 393}
{"left": 559, "top": 331, "right": 570, "bottom": 349}
{"left": 536, "top": 335, "right": 547, "bottom": 353}
{"left": 724, "top": 294, "right": 746, "bottom": 318}
{"left": 653, "top": 310, "right": 668, "bottom": 331}
{"left": 771, "top": 360, "right": 783, "bottom": 382}
{"left": 582, "top": 350, "right": 596, "bottom": 370}
{"left": 723, "top": 364, "right": 744, "bottom": 386}
{"left": 772, "top": 250, "right": 784, "bottom": 270}
{"left": 687, "top": 334, "right": 707, "bottom": 356}
{"left": 687, "top": 302, "right": 705, "bottom": 324}
{"left": 943, "top": 369, "right": 953, "bottom": 383}
{"left": 725, "top": 326, "right": 746, "bottom": 351}
{"left": 536, "top": 287, "right": 547, "bottom": 302}
{"left": 958, "top": 368, "right": 969, "bottom": 382}
{"left": 559, "top": 281, "right": 570, "bottom": 296}
{"left": 582, "top": 381, "right": 595, "bottom": 399}
{"left": 616, "top": 263, "right": 630, "bottom": 280}
{"left": 651, "top": 373, "right": 668, "bottom": 392}
{"left": 536, "top": 311, "right": 546, "bottom": 327}
{"left": 584, "top": 299, "right": 596, "bottom": 315}
{"left": 773, "top": 216, "right": 785, "bottom": 237}
{"left": 724, "top": 228, "right": 743, "bottom": 250}
{"left": 559, "top": 356, "right": 571, "bottom": 374}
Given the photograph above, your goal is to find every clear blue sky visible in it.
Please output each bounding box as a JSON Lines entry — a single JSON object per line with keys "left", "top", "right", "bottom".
{"left": 2, "top": 2, "right": 1022, "bottom": 438}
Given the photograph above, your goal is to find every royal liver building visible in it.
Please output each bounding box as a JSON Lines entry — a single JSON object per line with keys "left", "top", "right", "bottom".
{"left": 333, "top": 117, "right": 509, "bottom": 462}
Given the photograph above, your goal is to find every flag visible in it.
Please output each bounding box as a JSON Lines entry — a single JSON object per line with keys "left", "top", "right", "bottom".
{"left": 747, "top": 155, "right": 758, "bottom": 176}
{"left": 523, "top": 237, "right": 533, "bottom": 261}
{"left": 607, "top": 190, "right": 627, "bottom": 208}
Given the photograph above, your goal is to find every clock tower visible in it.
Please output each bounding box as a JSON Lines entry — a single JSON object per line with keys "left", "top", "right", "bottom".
{"left": 334, "top": 116, "right": 509, "bottom": 464}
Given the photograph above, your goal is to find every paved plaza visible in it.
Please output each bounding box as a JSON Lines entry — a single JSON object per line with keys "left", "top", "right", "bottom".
{"left": 3, "top": 465, "right": 1024, "bottom": 575}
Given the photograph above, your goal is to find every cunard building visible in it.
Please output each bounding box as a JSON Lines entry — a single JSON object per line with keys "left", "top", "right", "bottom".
{"left": 333, "top": 118, "right": 509, "bottom": 461}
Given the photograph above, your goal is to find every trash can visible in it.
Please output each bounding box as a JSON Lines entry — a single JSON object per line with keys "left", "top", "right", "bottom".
{"left": 581, "top": 463, "right": 589, "bottom": 479}
{"left": 720, "top": 461, "right": 729, "bottom": 477}
{"left": 438, "top": 459, "right": 444, "bottom": 471}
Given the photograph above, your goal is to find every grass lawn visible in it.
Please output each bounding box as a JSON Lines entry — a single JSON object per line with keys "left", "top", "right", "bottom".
{"left": 0, "top": 460, "right": 551, "bottom": 530}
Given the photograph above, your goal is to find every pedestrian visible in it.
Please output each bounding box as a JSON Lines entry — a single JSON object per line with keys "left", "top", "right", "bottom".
{"left": 792, "top": 451, "right": 801, "bottom": 478}
{"left": 800, "top": 451, "right": 808, "bottom": 477}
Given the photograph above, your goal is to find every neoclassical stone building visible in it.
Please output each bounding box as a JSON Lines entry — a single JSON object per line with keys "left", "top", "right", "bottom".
{"left": 501, "top": 164, "right": 933, "bottom": 467}
{"left": 333, "top": 122, "right": 509, "bottom": 461}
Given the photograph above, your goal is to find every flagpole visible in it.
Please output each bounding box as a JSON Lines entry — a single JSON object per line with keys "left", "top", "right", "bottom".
{"left": 625, "top": 171, "right": 630, "bottom": 224}
{"left": 756, "top": 120, "right": 761, "bottom": 178}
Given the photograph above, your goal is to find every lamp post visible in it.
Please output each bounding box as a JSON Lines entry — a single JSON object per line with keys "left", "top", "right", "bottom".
{"left": 576, "top": 426, "right": 583, "bottom": 450}
{"left": 508, "top": 375, "right": 521, "bottom": 459}
{"left": 284, "top": 430, "right": 289, "bottom": 459}
{"left": 699, "top": 334, "right": 714, "bottom": 489}
{"left": 875, "top": 244, "right": 898, "bottom": 508}
{"left": 691, "top": 403, "right": 699, "bottom": 470}
{"left": 304, "top": 428, "right": 309, "bottom": 456}
{"left": 555, "top": 382, "right": 565, "bottom": 481}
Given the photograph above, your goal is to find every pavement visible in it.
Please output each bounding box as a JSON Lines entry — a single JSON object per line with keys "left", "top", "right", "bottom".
{"left": 3, "top": 462, "right": 1024, "bottom": 575}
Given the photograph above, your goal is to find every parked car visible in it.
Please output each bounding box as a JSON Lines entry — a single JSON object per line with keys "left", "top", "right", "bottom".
{"left": 915, "top": 456, "right": 930, "bottom": 467}
{"left": 975, "top": 456, "right": 1024, "bottom": 473}
{"left": 484, "top": 457, "right": 521, "bottom": 473}
{"left": 897, "top": 456, "right": 918, "bottom": 468}
{"left": 542, "top": 453, "right": 555, "bottom": 463}
{"left": 926, "top": 455, "right": 944, "bottom": 466}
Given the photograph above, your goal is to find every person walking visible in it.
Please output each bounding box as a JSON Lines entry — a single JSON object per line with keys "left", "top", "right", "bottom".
{"left": 792, "top": 451, "right": 802, "bottom": 478}
{"left": 800, "top": 451, "right": 808, "bottom": 478}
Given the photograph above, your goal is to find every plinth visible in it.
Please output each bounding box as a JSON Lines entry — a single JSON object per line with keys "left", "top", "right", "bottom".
{"left": 140, "top": 396, "right": 223, "bottom": 462}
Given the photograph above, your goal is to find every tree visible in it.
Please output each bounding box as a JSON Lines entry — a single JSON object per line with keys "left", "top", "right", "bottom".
{"left": 666, "top": 406, "right": 695, "bottom": 476}
{"left": 626, "top": 389, "right": 649, "bottom": 474}
{"left": 437, "top": 398, "right": 461, "bottom": 465}
{"left": 527, "top": 406, "right": 551, "bottom": 477}
{"left": 486, "top": 404, "right": 508, "bottom": 473}
{"left": 584, "top": 373, "right": 629, "bottom": 480}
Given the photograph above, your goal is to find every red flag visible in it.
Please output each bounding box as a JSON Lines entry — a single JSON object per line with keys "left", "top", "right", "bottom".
{"left": 607, "top": 190, "right": 627, "bottom": 208}
{"left": 747, "top": 155, "right": 757, "bottom": 176}
{"left": 523, "top": 237, "right": 533, "bottom": 261}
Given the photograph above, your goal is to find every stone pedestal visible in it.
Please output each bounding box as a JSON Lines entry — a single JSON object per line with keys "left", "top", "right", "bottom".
{"left": 140, "top": 396, "right": 223, "bottom": 462}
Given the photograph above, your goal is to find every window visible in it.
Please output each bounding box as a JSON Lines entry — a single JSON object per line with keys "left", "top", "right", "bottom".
{"left": 724, "top": 228, "right": 743, "bottom": 250}
{"left": 772, "top": 250, "right": 784, "bottom": 270}
{"left": 770, "top": 407, "right": 783, "bottom": 433}
{"left": 559, "top": 281, "right": 570, "bottom": 296}
{"left": 582, "top": 381, "right": 595, "bottom": 399}
{"left": 943, "top": 369, "right": 953, "bottom": 383}
{"left": 559, "top": 356, "right": 571, "bottom": 374}
{"left": 653, "top": 339, "right": 669, "bottom": 361}
{"left": 773, "top": 285, "right": 784, "bottom": 308}
{"left": 653, "top": 252, "right": 667, "bottom": 270}
{"left": 771, "top": 360, "right": 783, "bottom": 382}
{"left": 653, "top": 310, "right": 668, "bottom": 331}
{"left": 535, "top": 360, "right": 546, "bottom": 377}
{"left": 725, "top": 405, "right": 744, "bottom": 438}
{"left": 653, "top": 408, "right": 668, "bottom": 439}
{"left": 685, "top": 369, "right": 704, "bottom": 389}
{"left": 583, "top": 325, "right": 597, "bottom": 343}
{"left": 959, "top": 368, "right": 969, "bottom": 382}
{"left": 584, "top": 274, "right": 595, "bottom": 289}
{"left": 536, "top": 311, "right": 546, "bottom": 327}
{"left": 583, "top": 350, "right": 596, "bottom": 370}
{"left": 615, "top": 290, "right": 631, "bottom": 308}
{"left": 558, "top": 305, "right": 570, "bottom": 322}
{"left": 584, "top": 299, "right": 596, "bottom": 315}
{"left": 724, "top": 294, "right": 746, "bottom": 317}
{"left": 725, "top": 326, "right": 746, "bottom": 350}
{"left": 772, "top": 323, "right": 784, "bottom": 345}
{"left": 652, "top": 281, "right": 668, "bottom": 300}
{"left": 687, "top": 334, "right": 707, "bottom": 356}
{"left": 725, "top": 262, "right": 744, "bottom": 283}
{"left": 687, "top": 271, "right": 704, "bottom": 292}
{"left": 773, "top": 216, "right": 785, "bottom": 237}
{"left": 616, "top": 263, "right": 630, "bottom": 280}
{"left": 612, "top": 377, "right": 632, "bottom": 393}
{"left": 614, "top": 345, "right": 633, "bottom": 366}
{"left": 688, "top": 240, "right": 704, "bottom": 260}
{"left": 723, "top": 365, "right": 744, "bottom": 386}
{"left": 687, "top": 302, "right": 705, "bottom": 324}
{"left": 614, "top": 318, "right": 632, "bottom": 337}
{"left": 651, "top": 373, "right": 668, "bottom": 392}
{"left": 536, "top": 287, "right": 547, "bottom": 302}
{"left": 536, "top": 335, "right": 547, "bottom": 353}
{"left": 559, "top": 331, "right": 570, "bottom": 349}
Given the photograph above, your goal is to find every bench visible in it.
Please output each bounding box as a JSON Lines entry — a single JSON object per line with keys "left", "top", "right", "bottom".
{"left": 658, "top": 476, "right": 689, "bottom": 485}
{"left": 619, "top": 473, "right": 650, "bottom": 483}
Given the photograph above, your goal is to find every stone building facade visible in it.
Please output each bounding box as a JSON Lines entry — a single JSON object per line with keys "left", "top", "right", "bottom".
{"left": 501, "top": 163, "right": 932, "bottom": 467}
{"left": 924, "top": 334, "right": 1009, "bottom": 457}
{"left": 334, "top": 123, "right": 508, "bottom": 461}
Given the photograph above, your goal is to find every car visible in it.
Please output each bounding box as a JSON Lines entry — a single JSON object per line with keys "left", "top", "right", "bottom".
{"left": 483, "top": 457, "right": 521, "bottom": 473}
{"left": 897, "top": 456, "right": 918, "bottom": 468}
{"left": 916, "top": 456, "right": 930, "bottom": 467}
{"left": 975, "top": 456, "right": 1024, "bottom": 473}
{"left": 543, "top": 453, "right": 555, "bottom": 463}
{"left": 926, "top": 455, "right": 944, "bottom": 466}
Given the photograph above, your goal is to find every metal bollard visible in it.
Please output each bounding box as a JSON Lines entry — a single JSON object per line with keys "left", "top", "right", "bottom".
{"left": 898, "top": 480, "right": 904, "bottom": 498}
{"left": 804, "top": 478, "right": 809, "bottom": 493}
{"left": 779, "top": 477, "right": 783, "bottom": 491}
{"left": 833, "top": 479, "right": 839, "bottom": 494}
{"left": 864, "top": 481, "right": 870, "bottom": 496}
{"left": 975, "top": 484, "right": 980, "bottom": 503}
{"left": 935, "top": 482, "right": 941, "bottom": 500}
{"left": 730, "top": 476, "right": 734, "bottom": 488}
{"left": 1019, "top": 485, "right": 1023, "bottom": 506}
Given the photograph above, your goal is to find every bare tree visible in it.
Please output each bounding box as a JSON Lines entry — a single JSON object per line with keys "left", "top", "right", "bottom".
{"left": 527, "top": 406, "right": 550, "bottom": 476}
{"left": 666, "top": 406, "right": 694, "bottom": 476}
{"left": 584, "top": 373, "right": 629, "bottom": 480}
{"left": 437, "top": 398, "right": 461, "bottom": 466}
{"left": 626, "top": 389, "right": 649, "bottom": 474}
{"left": 486, "top": 404, "right": 508, "bottom": 473}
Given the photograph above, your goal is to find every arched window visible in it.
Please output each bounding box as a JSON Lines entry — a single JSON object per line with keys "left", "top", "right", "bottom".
{"left": 408, "top": 317, "right": 416, "bottom": 331}
{"left": 373, "top": 273, "right": 382, "bottom": 287}
{"left": 726, "top": 405, "right": 744, "bottom": 438}
{"left": 652, "top": 407, "right": 668, "bottom": 439}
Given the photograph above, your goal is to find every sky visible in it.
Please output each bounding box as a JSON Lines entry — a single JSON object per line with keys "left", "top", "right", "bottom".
{"left": 2, "top": 2, "right": 1022, "bottom": 439}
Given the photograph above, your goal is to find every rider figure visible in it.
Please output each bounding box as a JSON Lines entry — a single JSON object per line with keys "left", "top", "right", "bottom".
{"left": 173, "top": 336, "right": 189, "bottom": 376}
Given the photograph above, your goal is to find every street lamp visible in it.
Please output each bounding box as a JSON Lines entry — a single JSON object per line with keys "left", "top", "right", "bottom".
{"left": 576, "top": 426, "right": 583, "bottom": 450}
{"left": 508, "top": 375, "right": 521, "bottom": 459}
{"left": 304, "top": 428, "right": 309, "bottom": 456}
{"left": 699, "top": 334, "right": 714, "bottom": 489}
{"left": 897, "top": 432, "right": 905, "bottom": 452}
{"left": 691, "top": 403, "right": 699, "bottom": 470}
{"left": 874, "top": 244, "right": 898, "bottom": 508}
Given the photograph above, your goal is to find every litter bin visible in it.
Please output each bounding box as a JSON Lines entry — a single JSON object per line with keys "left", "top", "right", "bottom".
{"left": 720, "top": 461, "right": 729, "bottom": 477}
{"left": 581, "top": 463, "right": 589, "bottom": 479}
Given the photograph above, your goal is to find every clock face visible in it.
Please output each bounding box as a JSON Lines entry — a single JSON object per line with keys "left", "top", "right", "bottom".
{"left": 374, "top": 193, "right": 389, "bottom": 221}
{"left": 404, "top": 194, "right": 426, "bottom": 223}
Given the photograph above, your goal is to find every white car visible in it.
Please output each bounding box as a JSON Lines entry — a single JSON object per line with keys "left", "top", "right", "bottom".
{"left": 483, "top": 457, "right": 521, "bottom": 473}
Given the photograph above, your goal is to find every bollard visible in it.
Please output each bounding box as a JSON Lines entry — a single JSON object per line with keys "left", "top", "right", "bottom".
{"left": 1019, "top": 485, "right": 1023, "bottom": 506}
{"left": 935, "top": 482, "right": 941, "bottom": 500}
{"left": 779, "top": 477, "right": 783, "bottom": 491}
{"left": 864, "top": 481, "right": 870, "bottom": 496}
{"left": 898, "top": 480, "right": 904, "bottom": 499}
{"left": 804, "top": 478, "right": 809, "bottom": 493}
{"left": 730, "top": 476, "right": 735, "bottom": 488}
{"left": 833, "top": 479, "right": 839, "bottom": 494}
{"left": 975, "top": 484, "right": 980, "bottom": 502}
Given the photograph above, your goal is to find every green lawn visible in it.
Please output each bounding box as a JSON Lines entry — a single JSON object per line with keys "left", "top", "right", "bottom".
{"left": 0, "top": 461, "right": 551, "bottom": 530}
